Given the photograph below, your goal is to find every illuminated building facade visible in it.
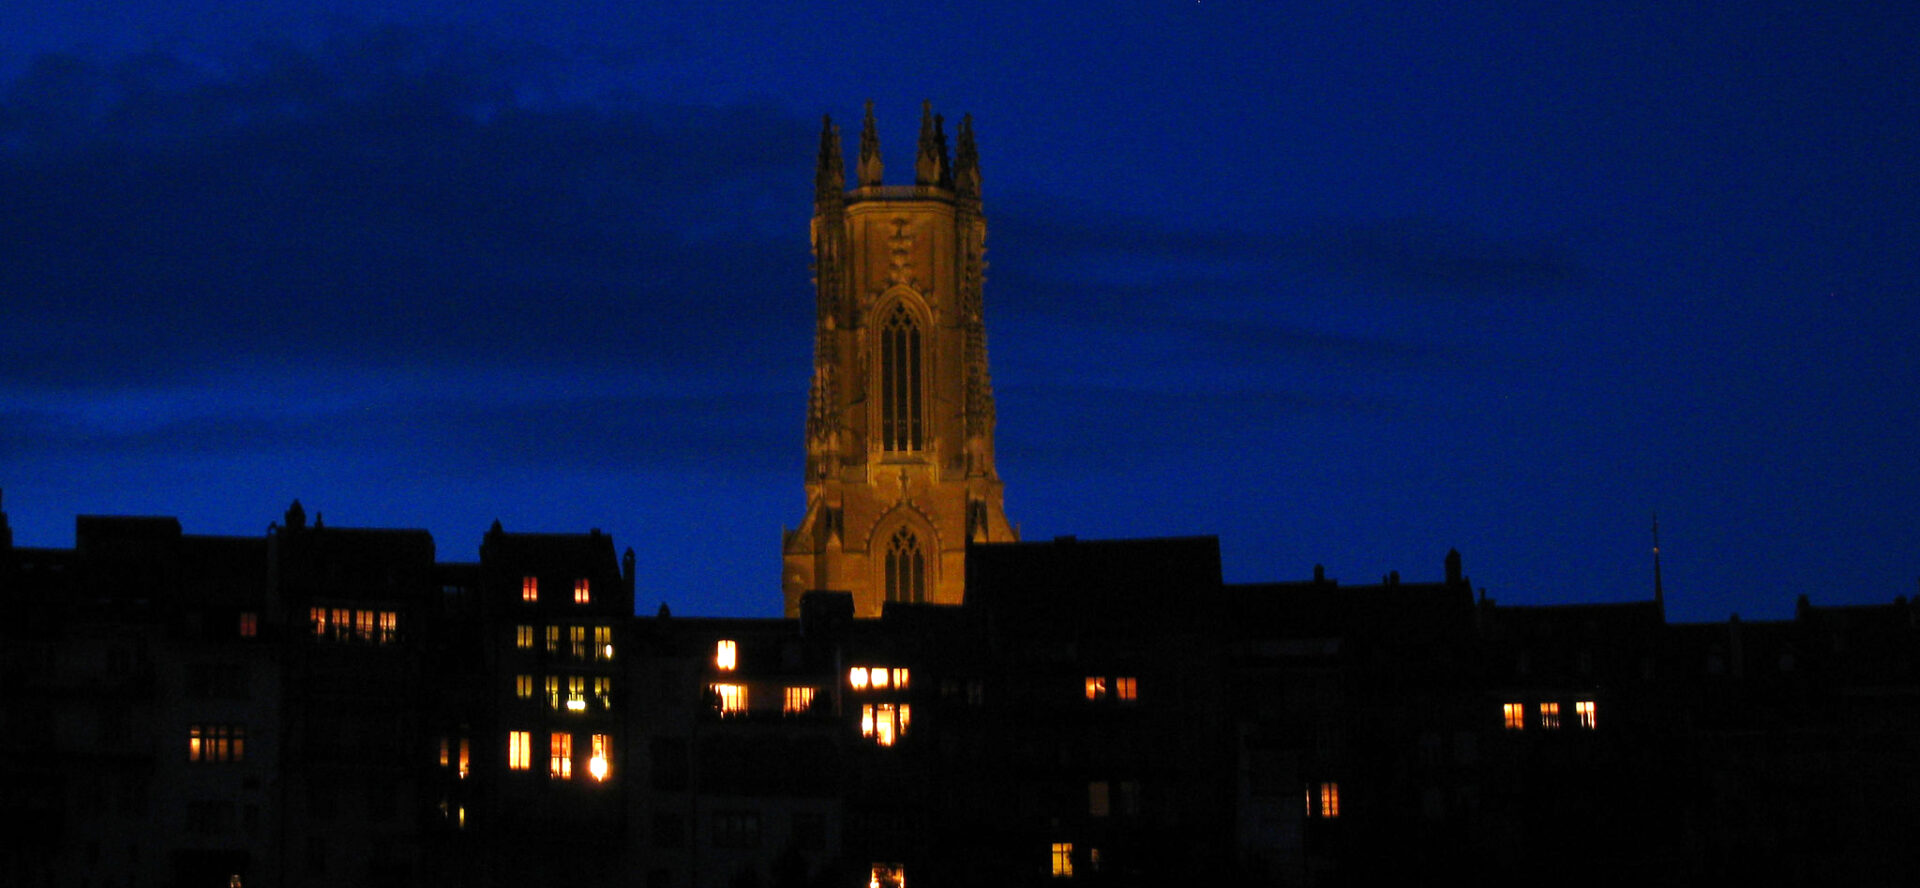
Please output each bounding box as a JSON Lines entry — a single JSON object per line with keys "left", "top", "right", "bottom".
{"left": 782, "top": 102, "right": 1017, "bottom": 618}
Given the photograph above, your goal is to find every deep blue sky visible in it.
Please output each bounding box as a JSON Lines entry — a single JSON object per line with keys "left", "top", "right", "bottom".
{"left": 3, "top": 2, "right": 1915, "bottom": 622}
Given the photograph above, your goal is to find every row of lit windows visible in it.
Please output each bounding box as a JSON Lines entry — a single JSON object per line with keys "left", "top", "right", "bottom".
{"left": 189, "top": 724, "right": 245, "bottom": 763}
{"left": 521, "top": 576, "right": 593, "bottom": 605}
{"left": 515, "top": 674, "right": 615, "bottom": 711}
{"left": 709, "top": 684, "right": 822, "bottom": 716}
{"left": 515, "top": 624, "right": 615, "bottom": 660}
{"left": 850, "top": 666, "right": 909, "bottom": 690}
{"left": 506, "top": 730, "right": 612, "bottom": 781}
{"left": 1084, "top": 676, "right": 1137, "bottom": 702}
{"left": 860, "top": 703, "right": 911, "bottom": 746}
{"left": 1503, "top": 700, "right": 1597, "bottom": 730}
{"left": 308, "top": 608, "right": 398, "bottom": 645}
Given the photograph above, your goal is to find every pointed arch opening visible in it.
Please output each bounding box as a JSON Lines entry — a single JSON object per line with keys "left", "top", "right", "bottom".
{"left": 884, "top": 526, "right": 927, "bottom": 605}
{"left": 878, "top": 301, "right": 924, "bottom": 452}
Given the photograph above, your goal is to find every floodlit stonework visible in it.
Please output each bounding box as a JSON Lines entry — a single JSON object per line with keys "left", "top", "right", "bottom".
{"left": 782, "top": 102, "right": 1016, "bottom": 617}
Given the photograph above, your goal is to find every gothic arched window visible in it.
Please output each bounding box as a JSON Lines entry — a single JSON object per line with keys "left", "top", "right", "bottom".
{"left": 879, "top": 303, "right": 923, "bottom": 452}
{"left": 884, "top": 527, "right": 926, "bottom": 604}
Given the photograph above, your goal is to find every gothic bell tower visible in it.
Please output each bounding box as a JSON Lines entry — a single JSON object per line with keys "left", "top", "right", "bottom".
{"left": 782, "top": 101, "right": 1016, "bottom": 618}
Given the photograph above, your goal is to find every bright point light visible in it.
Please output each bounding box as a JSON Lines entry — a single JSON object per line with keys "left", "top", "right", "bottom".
{"left": 588, "top": 755, "right": 609, "bottom": 781}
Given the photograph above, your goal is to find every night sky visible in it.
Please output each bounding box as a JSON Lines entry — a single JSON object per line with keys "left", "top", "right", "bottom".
{"left": 3, "top": 3, "right": 1915, "bottom": 622}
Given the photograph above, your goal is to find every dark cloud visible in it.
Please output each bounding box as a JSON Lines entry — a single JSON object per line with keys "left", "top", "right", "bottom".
{"left": 1, "top": 389, "right": 796, "bottom": 473}
{"left": 0, "top": 27, "right": 815, "bottom": 393}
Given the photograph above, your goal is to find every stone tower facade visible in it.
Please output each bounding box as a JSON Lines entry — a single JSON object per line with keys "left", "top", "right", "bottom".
{"left": 782, "top": 102, "right": 1016, "bottom": 618}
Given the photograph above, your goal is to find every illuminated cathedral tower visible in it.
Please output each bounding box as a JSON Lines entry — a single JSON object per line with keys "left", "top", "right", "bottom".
{"left": 782, "top": 102, "right": 1017, "bottom": 618}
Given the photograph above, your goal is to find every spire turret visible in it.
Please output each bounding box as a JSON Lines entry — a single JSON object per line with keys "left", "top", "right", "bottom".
{"left": 857, "top": 100, "right": 883, "bottom": 187}
{"left": 815, "top": 114, "right": 843, "bottom": 202}
{"left": 914, "top": 99, "right": 947, "bottom": 186}
{"left": 954, "top": 114, "right": 981, "bottom": 198}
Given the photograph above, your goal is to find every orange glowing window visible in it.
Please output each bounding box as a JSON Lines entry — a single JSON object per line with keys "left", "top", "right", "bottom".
{"left": 1539, "top": 701, "right": 1561, "bottom": 729}
{"left": 330, "top": 608, "right": 351, "bottom": 641}
{"left": 309, "top": 607, "right": 327, "bottom": 637}
{"left": 238, "top": 612, "right": 258, "bottom": 638}
{"left": 716, "top": 640, "right": 738, "bottom": 671}
{"left": 1050, "top": 843, "right": 1074, "bottom": 878}
{"left": 1576, "top": 699, "right": 1597, "bottom": 729}
{"left": 378, "top": 611, "right": 397, "bottom": 644}
{"left": 871, "top": 667, "right": 890, "bottom": 689}
{"left": 1308, "top": 781, "right": 1340, "bottom": 818}
{"left": 869, "top": 863, "right": 906, "bottom": 888}
{"left": 892, "top": 668, "right": 910, "bottom": 689}
{"left": 515, "top": 674, "right": 534, "bottom": 699}
{"left": 1085, "top": 677, "right": 1107, "bottom": 700}
{"left": 188, "top": 724, "right": 245, "bottom": 762}
{"left": 515, "top": 625, "right": 534, "bottom": 649}
{"left": 849, "top": 667, "right": 870, "bottom": 689}
{"left": 1503, "top": 703, "right": 1525, "bottom": 730}
{"left": 354, "top": 610, "right": 375, "bottom": 642}
{"left": 861, "top": 703, "right": 909, "bottom": 746}
{"left": 521, "top": 576, "right": 539, "bottom": 603}
{"left": 508, "top": 731, "right": 531, "bottom": 770}
{"left": 1115, "top": 677, "right": 1137, "bottom": 701}
{"left": 574, "top": 578, "right": 591, "bottom": 605}
{"left": 714, "top": 683, "right": 747, "bottom": 714}
{"left": 439, "top": 736, "right": 450, "bottom": 767}
{"left": 458, "top": 737, "right": 469, "bottom": 778}
{"left": 588, "top": 733, "right": 611, "bottom": 781}
{"left": 785, "top": 687, "right": 815, "bottom": 714}
{"left": 550, "top": 732, "right": 573, "bottom": 779}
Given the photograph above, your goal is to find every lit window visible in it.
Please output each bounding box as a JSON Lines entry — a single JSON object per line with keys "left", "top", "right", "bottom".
{"left": 522, "top": 577, "right": 538, "bottom": 603}
{"left": 439, "top": 736, "right": 450, "bottom": 767}
{"left": 330, "top": 608, "right": 351, "bottom": 642}
{"left": 1503, "top": 703, "right": 1525, "bottom": 730}
{"left": 355, "top": 610, "right": 375, "bottom": 642}
{"left": 309, "top": 607, "right": 327, "bottom": 637}
{"left": 1085, "top": 677, "right": 1107, "bottom": 701}
{"left": 872, "top": 667, "right": 890, "bottom": 689}
{"left": 1051, "top": 843, "right": 1073, "bottom": 878}
{"left": 238, "top": 612, "right": 258, "bottom": 638}
{"left": 1576, "top": 699, "right": 1597, "bottom": 729}
{"left": 869, "top": 863, "right": 906, "bottom": 888}
{"left": 188, "top": 724, "right": 245, "bottom": 763}
{"left": 378, "top": 612, "right": 397, "bottom": 644}
{"left": 892, "top": 668, "right": 910, "bottom": 689}
{"left": 1307, "top": 782, "right": 1340, "bottom": 818}
{"left": 508, "top": 731, "right": 531, "bottom": 770}
{"left": 594, "top": 626, "right": 614, "bottom": 660}
{"left": 849, "top": 666, "right": 869, "bottom": 689}
{"left": 594, "top": 676, "right": 613, "bottom": 710}
{"left": 574, "top": 578, "right": 591, "bottom": 605}
{"left": 567, "top": 676, "right": 587, "bottom": 712}
{"left": 515, "top": 625, "right": 534, "bottom": 649}
{"left": 1116, "top": 677, "right": 1137, "bottom": 701}
{"left": 861, "top": 703, "right": 910, "bottom": 746}
{"left": 589, "top": 733, "right": 611, "bottom": 781}
{"left": 713, "top": 683, "right": 748, "bottom": 715}
{"left": 717, "top": 640, "right": 738, "bottom": 671}
{"left": 515, "top": 675, "right": 534, "bottom": 699}
{"left": 546, "top": 676, "right": 561, "bottom": 710}
{"left": 1540, "top": 701, "right": 1561, "bottom": 729}
{"left": 458, "top": 737, "right": 469, "bottom": 778}
{"left": 785, "top": 687, "right": 816, "bottom": 714}
{"left": 570, "top": 625, "right": 588, "bottom": 660}
{"left": 545, "top": 626, "right": 560, "bottom": 655}
{"left": 550, "top": 732, "right": 573, "bottom": 779}
{"left": 1088, "top": 781, "right": 1110, "bottom": 817}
